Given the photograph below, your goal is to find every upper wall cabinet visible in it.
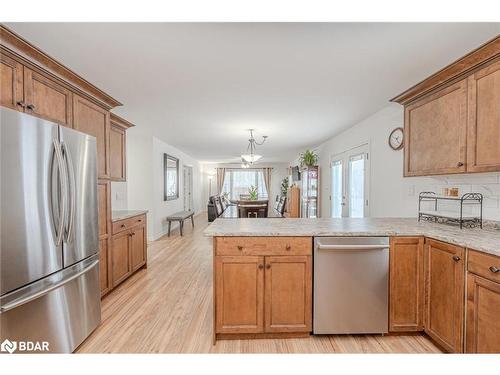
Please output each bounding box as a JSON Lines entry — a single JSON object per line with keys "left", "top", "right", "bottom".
{"left": 467, "top": 60, "right": 500, "bottom": 173}
{"left": 109, "top": 113, "right": 134, "bottom": 181}
{"left": 0, "top": 52, "right": 23, "bottom": 110}
{"left": 392, "top": 36, "right": 500, "bottom": 177}
{"left": 23, "top": 67, "right": 73, "bottom": 126}
{"left": 404, "top": 80, "right": 468, "bottom": 176}
{"left": 73, "top": 94, "right": 111, "bottom": 179}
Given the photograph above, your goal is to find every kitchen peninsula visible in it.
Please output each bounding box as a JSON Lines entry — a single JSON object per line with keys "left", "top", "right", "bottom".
{"left": 204, "top": 218, "right": 500, "bottom": 353}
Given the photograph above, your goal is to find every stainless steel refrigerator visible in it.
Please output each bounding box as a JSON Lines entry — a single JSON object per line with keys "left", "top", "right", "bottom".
{"left": 0, "top": 107, "right": 101, "bottom": 353}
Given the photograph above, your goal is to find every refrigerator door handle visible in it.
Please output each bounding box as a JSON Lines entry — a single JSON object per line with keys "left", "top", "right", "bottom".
{"left": 53, "top": 138, "right": 67, "bottom": 247}
{"left": 61, "top": 142, "right": 76, "bottom": 243}
{"left": 0, "top": 260, "right": 99, "bottom": 314}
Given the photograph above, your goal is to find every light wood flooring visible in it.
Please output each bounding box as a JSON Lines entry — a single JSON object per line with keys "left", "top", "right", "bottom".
{"left": 77, "top": 213, "right": 442, "bottom": 353}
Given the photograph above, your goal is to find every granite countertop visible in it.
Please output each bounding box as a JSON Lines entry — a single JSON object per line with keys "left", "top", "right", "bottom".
{"left": 112, "top": 210, "right": 148, "bottom": 222}
{"left": 203, "top": 217, "right": 500, "bottom": 257}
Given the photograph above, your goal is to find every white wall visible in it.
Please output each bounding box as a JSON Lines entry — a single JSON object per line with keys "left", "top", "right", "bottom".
{"left": 300, "top": 104, "right": 500, "bottom": 221}
{"left": 114, "top": 125, "right": 204, "bottom": 241}
{"left": 151, "top": 137, "right": 203, "bottom": 240}
{"left": 201, "top": 162, "right": 290, "bottom": 204}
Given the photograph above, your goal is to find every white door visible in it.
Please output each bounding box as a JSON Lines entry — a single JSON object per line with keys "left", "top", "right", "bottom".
{"left": 183, "top": 166, "right": 193, "bottom": 211}
{"left": 330, "top": 144, "right": 370, "bottom": 218}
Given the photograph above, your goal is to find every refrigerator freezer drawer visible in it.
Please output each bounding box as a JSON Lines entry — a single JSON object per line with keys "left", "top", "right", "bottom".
{"left": 0, "top": 254, "right": 101, "bottom": 353}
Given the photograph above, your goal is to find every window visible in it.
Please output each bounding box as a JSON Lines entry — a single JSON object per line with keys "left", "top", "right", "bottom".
{"left": 222, "top": 169, "right": 268, "bottom": 200}
{"left": 164, "top": 154, "right": 179, "bottom": 201}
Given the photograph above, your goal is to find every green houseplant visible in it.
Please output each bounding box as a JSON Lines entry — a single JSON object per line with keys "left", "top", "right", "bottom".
{"left": 281, "top": 177, "right": 289, "bottom": 196}
{"left": 299, "top": 149, "right": 319, "bottom": 167}
{"left": 248, "top": 185, "right": 258, "bottom": 200}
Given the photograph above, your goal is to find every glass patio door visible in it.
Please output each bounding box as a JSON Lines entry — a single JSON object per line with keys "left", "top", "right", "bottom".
{"left": 330, "top": 144, "right": 369, "bottom": 218}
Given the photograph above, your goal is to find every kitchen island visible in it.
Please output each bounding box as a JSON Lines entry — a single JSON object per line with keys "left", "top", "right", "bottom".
{"left": 204, "top": 218, "right": 500, "bottom": 353}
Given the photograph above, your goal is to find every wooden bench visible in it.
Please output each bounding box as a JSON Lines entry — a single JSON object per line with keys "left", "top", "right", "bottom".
{"left": 166, "top": 211, "right": 194, "bottom": 236}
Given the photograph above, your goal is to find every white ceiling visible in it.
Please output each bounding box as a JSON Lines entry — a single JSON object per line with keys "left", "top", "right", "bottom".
{"left": 6, "top": 23, "right": 499, "bottom": 163}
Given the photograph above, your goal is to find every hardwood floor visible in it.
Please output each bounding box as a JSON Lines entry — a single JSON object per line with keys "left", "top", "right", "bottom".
{"left": 77, "top": 213, "right": 442, "bottom": 353}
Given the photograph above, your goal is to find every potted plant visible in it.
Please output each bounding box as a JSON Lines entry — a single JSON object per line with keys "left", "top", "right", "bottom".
{"left": 299, "top": 149, "right": 319, "bottom": 167}
{"left": 248, "top": 185, "right": 258, "bottom": 200}
{"left": 281, "top": 177, "right": 289, "bottom": 196}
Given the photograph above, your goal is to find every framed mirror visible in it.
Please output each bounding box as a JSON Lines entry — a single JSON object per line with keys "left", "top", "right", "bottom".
{"left": 164, "top": 154, "right": 179, "bottom": 201}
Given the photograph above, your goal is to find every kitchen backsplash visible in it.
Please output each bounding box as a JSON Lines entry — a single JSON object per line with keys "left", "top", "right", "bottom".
{"left": 111, "top": 181, "right": 128, "bottom": 210}
{"left": 414, "top": 173, "right": 500, "bottom": 221}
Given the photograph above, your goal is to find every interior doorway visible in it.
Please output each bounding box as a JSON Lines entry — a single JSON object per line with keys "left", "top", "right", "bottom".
{"left": 330, "top": 143, "right": 370, "bottom": 218}
{"left": 183, "top": 165, "right": 194, "bottom": 212}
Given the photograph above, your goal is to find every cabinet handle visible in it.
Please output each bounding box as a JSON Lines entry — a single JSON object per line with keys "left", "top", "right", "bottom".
{"left": 132, "top": 232, "right": 135, "bottom": 236}
{"left": 285, "top": 244, "right": 291, "bottom": 251}
{"left": 452, "top": 255, "right": 461, "bottom": 262}
{"left": 16, "top": 101, "right": 26, "bottom": 108}
{"left": 26, "top": 104, "right": 36, "bottom": 111}
{"left": 237, "top": 245, "right": 243, "bottom": 251}
{"left": 266, "top": 264, "right": 271, "bottom": 269}
{"left": 121, "top": 224, "right": 126, "bottom": 228}
{"left": 258, "top": 264, "right": 264, "bottom": 270}
{"left": 457, "top": 162, "right": 464, "bottom": 167}
{"left": 138, "top": 219, "right": 142, "bottom": 222}
{"left": 489, "top": 266, "right": 499, "bottom": 273}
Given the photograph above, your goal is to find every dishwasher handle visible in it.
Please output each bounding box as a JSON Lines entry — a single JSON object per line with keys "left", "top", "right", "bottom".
{"left": 316, "top": 244, "right": 388, "bottom": 251}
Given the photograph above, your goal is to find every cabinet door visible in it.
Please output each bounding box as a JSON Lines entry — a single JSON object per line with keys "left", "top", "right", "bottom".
{"left": 111, "top": 231, "right": 131, "bottom": 287}
{"left": 425, "top": 239, "right": 465, "bottom": 353}
{"left": 467, "top": 60, "right": 500, "bottom": 173}
{"left": 98, "top": 181, "right": 109, "bottom": 239}
{"left": 389, "top": 237, "right": 424, "bottom": 332}
{"left": 404, "top": 80, "right": 467, "bottom": 176}
{"left": 109, "top": 123, "right": 126, "bottom": 181}
{"left": 23, "top": 68, "right": 72, "bottom": 126}
{"left": 73, "top": 95, "right": 110, "bottom": 178}
{"left": 466, "top": 273, "right": 500, "bottom": 353}
{"left": 130, "top": 225, "right": 146, "bottom": 271}
{"left": 0, "top": 52, "right": 24, "bottom": 110}
{"left": 215, "top": 256, "right": 264, "bottom": 334}
{"left": 99, "top": 239, "right": 110, "bottom": 296}
{"left": 264, "top": 255, "right": 312, "bottom": 333}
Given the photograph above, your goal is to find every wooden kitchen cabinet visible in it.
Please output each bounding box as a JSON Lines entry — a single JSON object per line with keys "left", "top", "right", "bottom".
{"left": 130, "top": 225, "right": 147, "bottom": 271}
{"left": 466, "top": 273, "right": 500, "bottom": 353}
{"left": 215, "top": 256, "right": 265, "bottom": 334}
{"left": 467, "top": 59, "right": 500, "bottom": 173}
{"left": 23, "top": 67, "right": 73, "bottom": 126}
{"left": 389, "top": 237, "right": 424, "bottom": 332}
{"left": 392, "top": 36, "right": 500, "bottom": 176}
{"left": 403, "top": 80, "right": 468, "bottom": 176}
{"left": 264, "top": 255, "right": 312, "bottom": 333}
{"left": 214, "top": 236, "right": 312, "bottom": 339}
{"left": 424, "top": 239, "right": 465, "bottom": 353}
{"left": 0, "top": 52, "right": 24, "bottom": 110}
{"left": 73, "top": 94, "right": 110, "bottom": 179}
{"left": 98, "top": 181, "right": 110, "bottom": 238}
{"left": 110, "top": 214, "right": 147, "bottom": 290}
{"left": 109, "top": 113, "right": 133, "bottom": 181}
{"left": 111, "top": 230, "right": 132, "bottom": 287}
{"left": 99, "top": 239, "right": 110, "bottom": 296}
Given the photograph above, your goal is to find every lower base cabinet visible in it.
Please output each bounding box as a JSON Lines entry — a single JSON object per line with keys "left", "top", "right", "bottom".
{"left": 424, "top": 239, "right": 465, "bottom": 353}
{"left": 108, "top": 214, "right": 147, "bottom": 293}
{"left": 214, "top": 237, "right": 312, "bottom": 338}
{"left": 389, "top": 237, "right": 424, "bottom": 332}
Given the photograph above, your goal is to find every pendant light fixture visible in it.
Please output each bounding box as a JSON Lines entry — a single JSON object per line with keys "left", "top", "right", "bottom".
{"left": 241, "top": 129, "right": 267, "bottom": 166}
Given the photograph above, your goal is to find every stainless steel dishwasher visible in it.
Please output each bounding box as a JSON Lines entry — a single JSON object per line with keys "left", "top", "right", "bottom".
{"left": 313, "top": 237, "right": 389, "bottom": 334}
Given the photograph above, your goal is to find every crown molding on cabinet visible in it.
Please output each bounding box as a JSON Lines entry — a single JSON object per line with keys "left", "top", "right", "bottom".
{"left": 0, "top": 24, "right": 122, "bottom": 109}
{"left": 110, "top": 112, "right": 135, "bottom": 129}
{"left": 391, "top": 35, "right": 500, "bottom": 105}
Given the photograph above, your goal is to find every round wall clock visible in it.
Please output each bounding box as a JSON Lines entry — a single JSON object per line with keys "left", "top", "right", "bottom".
{"left": 388, "top": 127, "right": 404, "bottom": 150}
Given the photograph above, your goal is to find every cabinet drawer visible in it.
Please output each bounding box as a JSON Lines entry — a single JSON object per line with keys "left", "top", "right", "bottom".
{"left": 112, "top": 214, "right": 146, "bottom": 234}
{"left": 215, "top": 237, "right": 312, "bottom": 256}
{"left": 468, "top": 250, "right": 500, "bottom": 284}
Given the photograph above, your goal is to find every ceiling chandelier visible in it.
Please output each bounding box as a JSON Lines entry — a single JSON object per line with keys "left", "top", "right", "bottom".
{"left": 241, "top": 129, "right": 267, "bottom": 167}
